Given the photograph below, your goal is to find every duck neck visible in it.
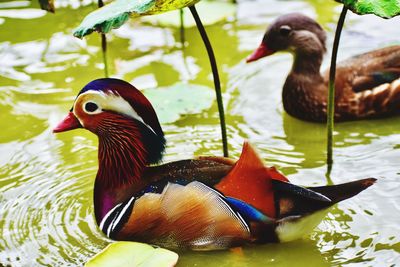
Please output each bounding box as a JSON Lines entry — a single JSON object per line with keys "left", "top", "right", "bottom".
{"left": 93, "top": 117, "right": 165, "bottom": 224}
{"left": 291, "top": 50, "right": 323, "bottom": 76}
{"left": 281, "top": 49, "right": 326, "bottom": 121}
{"left": 283, "top": 49, "right": 325, "bottom": 100}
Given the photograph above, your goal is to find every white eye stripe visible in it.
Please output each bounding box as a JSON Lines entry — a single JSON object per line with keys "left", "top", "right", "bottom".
{"left": 74, "top": 90, "right": 158, "bottom": 135}
{"left": 280, "top": 25, "right": 292, "bottom": 31}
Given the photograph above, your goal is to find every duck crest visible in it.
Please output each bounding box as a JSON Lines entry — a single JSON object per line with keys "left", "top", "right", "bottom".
{"left": 79, "top": 78, "right": 165, "bottom": 139}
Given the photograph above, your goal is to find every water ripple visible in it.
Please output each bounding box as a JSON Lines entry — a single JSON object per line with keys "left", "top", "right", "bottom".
{"left": 1, "top": 0, "right": 400, "bottom": 266}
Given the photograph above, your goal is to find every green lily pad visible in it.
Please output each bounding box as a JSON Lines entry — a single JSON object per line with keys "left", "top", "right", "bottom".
{"left": 143, "top": 83, "right": 214, "bottom": 124}
{"left": 142, "top": 1, "right": 236, "bottom": 28}
{"left": 85, "top": 242, "right": 179, "bottom": 267}
{"left": 74, "top": 0, "right": 200, "bottom": 38}
{"left": 336, "top": 0, "right": 400, "bottom": 18}
{"left": 38, "top": 0, "right": 55, "bottom": 13}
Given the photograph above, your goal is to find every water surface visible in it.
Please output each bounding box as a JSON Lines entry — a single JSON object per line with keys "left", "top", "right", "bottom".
{"left": 1, "top": 0, "right": 399, "bottom": 266}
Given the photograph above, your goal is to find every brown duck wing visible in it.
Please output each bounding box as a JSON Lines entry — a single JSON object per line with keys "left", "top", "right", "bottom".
{"left": 322, "top": 46, "right": 400, "bottom": 94}
{"left": 351, "top": 46, "right": 400, "bottom": 92}
{"left": 352, "top": 68, "right": 400, "bottom": 93}
{"left": 350, "top": 77, "right": 400, "bottom": 119}
{"left": 142, "top": 157, "right": 234, "bottom": 186}
{"left": 322, "top": 46, "right": 400, "bottom": 119}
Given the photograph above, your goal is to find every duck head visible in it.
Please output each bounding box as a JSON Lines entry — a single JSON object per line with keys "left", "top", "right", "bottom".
{"left": 246, "top": 13, "right": 327, "bottom": 63}
{"left": 54, "top": 78, "right": 166, "bottom": 187}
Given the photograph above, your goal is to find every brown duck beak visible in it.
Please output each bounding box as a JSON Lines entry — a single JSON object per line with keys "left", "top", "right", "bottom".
{"left": 53, "top": 112, "right": 82, "bottom": 133}
{"left": 246, "top": 43, "right": 275, "bottom": 63}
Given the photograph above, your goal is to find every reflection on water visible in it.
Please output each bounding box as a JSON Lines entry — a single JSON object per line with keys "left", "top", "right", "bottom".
{"left": 1, "top": 0, "right": 399, "bottom": 266}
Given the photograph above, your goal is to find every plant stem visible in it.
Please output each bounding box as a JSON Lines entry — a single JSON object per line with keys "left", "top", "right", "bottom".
{"left": 98, "top": 0, "right": 109, "bottom": 78}
{"left": 101, "top": 34, "right": 109, "bottom": 77}
{"left": 179, "top": 9, "right": 185, "bottom": 46}
{"left": 189, "top": 5, "right": 229, "bottom": 157}
{"left": 327, "top": 5, "right": 347, "bottom": 174}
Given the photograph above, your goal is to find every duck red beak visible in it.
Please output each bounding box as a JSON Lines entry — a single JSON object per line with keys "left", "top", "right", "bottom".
{"left": 53, "top": 112, "right": 82, "bottom": 133}
{"left": 246, "top": 43, "right": 275, "bottom": 63}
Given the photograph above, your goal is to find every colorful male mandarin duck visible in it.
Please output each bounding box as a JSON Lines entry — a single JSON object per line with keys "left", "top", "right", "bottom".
{"left": 54, "top": 78, "right": 375, "bottom": 250}
{"left": 247, "top": 13, "right": 400, "bottom": 122}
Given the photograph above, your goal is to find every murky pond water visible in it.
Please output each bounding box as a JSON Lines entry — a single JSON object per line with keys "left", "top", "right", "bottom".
{"left": 1, "top": 0, "right": 400, "bottom": 266}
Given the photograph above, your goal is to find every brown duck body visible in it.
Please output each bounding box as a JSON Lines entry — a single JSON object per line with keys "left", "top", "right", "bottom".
{"left": 248, "top": 13, "right": 400, "bottom": 122}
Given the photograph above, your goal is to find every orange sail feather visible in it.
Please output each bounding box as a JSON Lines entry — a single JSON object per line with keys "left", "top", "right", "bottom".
{"left": 215, "top": 142, "right": 289, "bottom": 218}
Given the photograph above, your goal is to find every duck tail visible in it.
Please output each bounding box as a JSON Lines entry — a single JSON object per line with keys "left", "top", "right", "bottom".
{"left": 307, "top": 178, "right": 376, "bottom": 204}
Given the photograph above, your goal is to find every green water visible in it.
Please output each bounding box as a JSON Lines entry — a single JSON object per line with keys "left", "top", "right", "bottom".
{"left": 1, "top": 0, "right": 400, "bottom": 266}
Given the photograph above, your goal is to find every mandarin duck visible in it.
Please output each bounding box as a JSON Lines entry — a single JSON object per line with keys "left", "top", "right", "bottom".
{"left": 54, "top": 78, "right": 375, "bottom": 250}
{"left": 247, "top": 13, "right": 400, "bottom": 122}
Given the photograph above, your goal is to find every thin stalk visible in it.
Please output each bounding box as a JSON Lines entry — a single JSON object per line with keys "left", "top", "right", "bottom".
{"left": 98, "top": 0, "right": 109, "bottom": 77}
{"left": 327, "top": 6, "right": 347, "bottom": 174}
{"left": 189, "top": 5, "right": 228, "bottom": 157}
{"left": 101, "top": 34, "right": 109, "bottom": 77}
{"left": 179, "top": 9, "right": 185, "bottom": 46}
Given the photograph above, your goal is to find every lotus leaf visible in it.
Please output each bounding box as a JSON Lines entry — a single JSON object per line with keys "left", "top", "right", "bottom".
{"left": 336, "top": 0, "right": 400, "bottom": 18}
{"left": 142, "top": 1, "right": 236, "bottom": 28}
{"left": 85, "top": 242, "right": 178, "bottom": 267}
{"left": 143, "top": 82, "right": 214, "bottom": 124}
{"left": 74, "top": 0, "right": 201, "bottom": 38}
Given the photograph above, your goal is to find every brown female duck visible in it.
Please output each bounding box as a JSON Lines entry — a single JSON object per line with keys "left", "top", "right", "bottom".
{"left": 247, "top": 13, "right": 400, "bottom": 122}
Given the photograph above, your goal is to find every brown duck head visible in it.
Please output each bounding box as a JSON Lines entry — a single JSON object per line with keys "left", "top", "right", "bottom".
{"left": 247, "top": 13, "right": 327, "bottom": 63}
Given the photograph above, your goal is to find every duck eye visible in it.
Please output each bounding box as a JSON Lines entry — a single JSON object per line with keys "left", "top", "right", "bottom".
{"left": 84, "top": 102, "right": 99, "bottom": 113}
{"left": 279, "top": 25, "right": 292, "bottom": 36}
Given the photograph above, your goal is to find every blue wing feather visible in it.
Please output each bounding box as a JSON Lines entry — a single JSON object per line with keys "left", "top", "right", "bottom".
{"left": 225, "top": 197, "right": 273, "bottom": 223}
